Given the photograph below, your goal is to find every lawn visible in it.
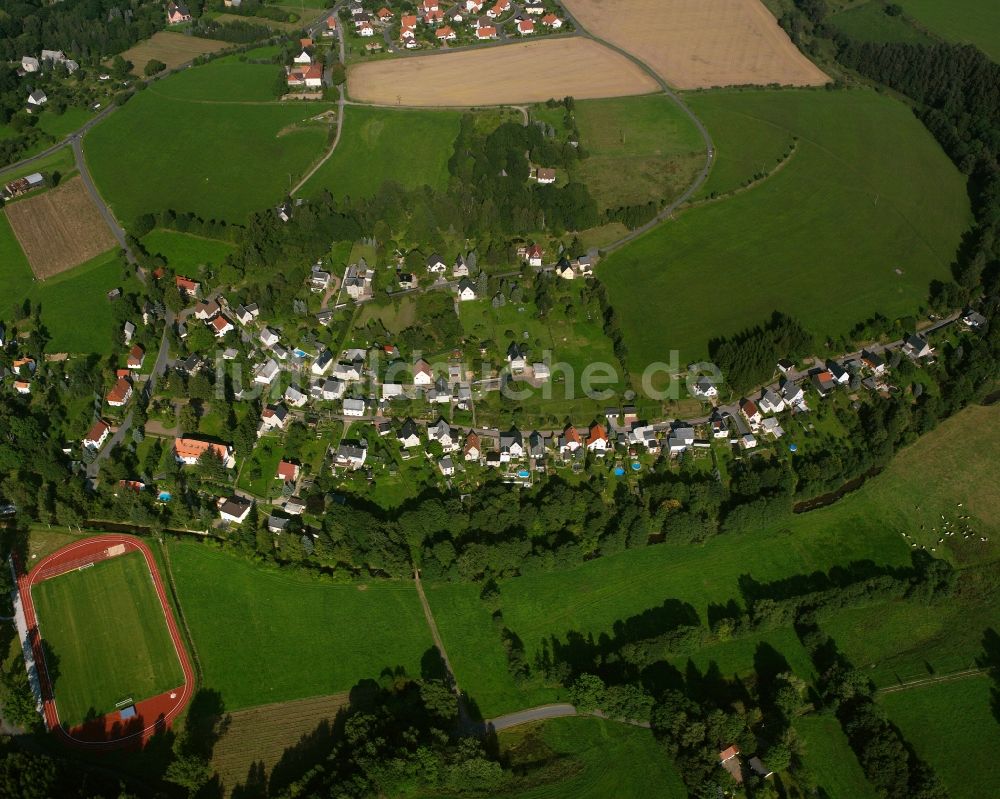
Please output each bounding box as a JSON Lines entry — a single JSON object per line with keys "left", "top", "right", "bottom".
{"left": 901, "top": 0, "right": 1000, "bottom": 61}
{"left": 299, "top": 105, "right": 460, "bottom": 200}
{"left": 431, "top": 403, "right": 997, "bottom": 717}
{"left": 488, "top": 717, "right": 687, "bottom": 799}
{"left": 559, "top": 94, "right": 705, "bottom": 210}
{"left": 85, "top": 76, "right": 334, "bottom": 225}
{"left": 36, "top": 106, "right": 94, "bottom": 142}
{"left": 167, "top": 540, "right": 433, "bottom": 710}
{"left": 141, "top": 229, "right": 234, "bottom": 272}
{"left": 600, "top": 88, "right": 971, "bottom": 369}
{"left": 236, "top": 437, "right": 286, "bottom": 498}
{"left": 830, "top": 1, "right": 936, "bottom": 45}
{"left": 795, "top": 713, "right": 879, "bottom": 799}
{"left": 0, "top": 222, "right": 126, "bottom": 355}
{"left": 32, "top": 552, "right": 184, "bottom": 727}
{"left": 880, "top": 677, "right": 1000, "bottom": 799}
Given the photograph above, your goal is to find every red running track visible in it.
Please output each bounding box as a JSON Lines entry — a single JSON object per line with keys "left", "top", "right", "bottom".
{"left": 17, "top": 534, "right": 195, "bottom": 749}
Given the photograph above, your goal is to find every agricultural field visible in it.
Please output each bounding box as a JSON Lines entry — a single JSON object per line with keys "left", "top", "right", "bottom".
{"left": 346, "top": 39, "right": 659, "bottom": 106}
{"left": 795, "top": 714, "right": 879, "bottom": 799}
{"left": 562, "top": 0, "right": 829, "bottom": 89}
{"left": 600, "top": 88, "right": 971, "bottom": 368}
{"left": 119, "top": 31, "right": 231, "bottom": 72}
{"left": 484, "top": 717, "right": 686, "bottom": 799}
{"left": 535, "top": 94, "right": 705, "bottom": 210}
{"left": 900, "top": 0, "right": 1000, "bottom": 61}
{"left": 430, "top": 403, "right": 996, "bottom": 717}
{"left": 168, "top": 540, "right": 433, "bottom": 710}
{"left": 0, "top": 222, "right": 126, "bottom": 355}
{"left": 211, "top": 693, "right": 349, "bottom": 797}
{"left": 829, "top": 1, "right": 936, "bottom": 45}
{"left": 4, "top": 176, "right": 118, "bottom": 278}
{"left": 140, "top": 229, "right": 235, "bottom": 272}
{"left": 880, "top": 677, "right": 1000, "bottom": 799}
{"left": 148, "top": 56, "right": 285, "bottom": 103}
{"left": 85, "top": 72, "right": 335, "bottom": 224}
{"left": 299, "top": 105, "right": 461, "bottom": 200}
{"left": 31, "top": 552, "right": 184, "bottom": 727}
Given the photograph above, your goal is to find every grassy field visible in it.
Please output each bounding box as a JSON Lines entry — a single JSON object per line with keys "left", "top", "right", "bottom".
{"left": 299, "top": 105, "right": 460, "bottom": 200}
{"left": 148, "top": 58, "right": 285, "bottom": 103}
{"left": 141, "top": 229, "right": 234, "bottom": 272}
{"left": 0, "top": 222, "right": 126, "bottom": 355}
{"left": 484, "top": 717, "right": 686, "bottom": 799}
{"left": 538, "top": 94, "right": 704, "bottom": 210}
{"left": 85, "top": 66, "right": 334, "bottom": 224}
{"left": 0, "top": 146, "right": 76, "bottom": 183}
{"left": 795, "top": 713, "right": 879, "bottom": 799}
{"left": 168, "top": 541, "right": 433, "bottom": 710}
{"left": 880, "top": 677, "right": 1000, "bottom": 799}
{"left": 901, "top": 0, "right": 1000, "bottom": 61}
{"left": 600, "top": 88, "right": 970, "bottom": 368}
{"left": 32, "top": 552, "right": 184, "bottom": 727}
{"left": 830, "top": 1, "right": 936, "bottom": 45}
{"left": 431, "top": 403, "right": 998, "bottom": 717}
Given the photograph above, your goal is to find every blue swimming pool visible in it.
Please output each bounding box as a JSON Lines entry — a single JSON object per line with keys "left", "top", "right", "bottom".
{"left": 158, "top": 491, "right": 172, "bottom": 502}
{"left": 517, "top": 469, "right": 530, "bottom": 479}
{"left": 613, "top": 467, "right": 625, "bottom": 476}
{"left": 631, "top": 462, "right": 641, "bottom": 471}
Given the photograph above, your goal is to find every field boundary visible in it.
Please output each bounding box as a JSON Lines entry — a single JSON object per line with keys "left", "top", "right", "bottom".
{"left": 16, "top": 534, "right": 195, "bottom": 749}
{"left": 876, "top": 668, "right": 987, "bottom": 695}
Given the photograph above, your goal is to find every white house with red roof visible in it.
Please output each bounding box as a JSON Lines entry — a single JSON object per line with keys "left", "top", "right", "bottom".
{"left": 127, "top": 344, "right": 145, "bottom": 370}
{"left": 517, "top": 18, "right": 535, "bottom": 34}
{"left": 166, "top": 1, "right": 192, "bottom": 25}
{"left": 276, "top": 460, "right": 300, "bottom": 482}
{"left": 210, "top": 315, "right": 234, "bottom": 338}
{"left": 436, "top": 25, "right": 456, "bottom": 41}
{"left": 542, "top": 12, "right": 562, "bottom": 27}
{"left": 526, "top": 244, "right": 543, "bottom": 267}
{"left": 106, "top": 376, "right": 133, "bottom": 407}
{"left": 476, "top": 25, "right": 498, "bottom": 39}
{"left": 83, "top": 420, "right": 111, "bottom": 450}
{"left": 175, "top": 275, "right": 200, "bottom": 297}
{"left": 586, "top": 423, "right": 609, "bottom": 453}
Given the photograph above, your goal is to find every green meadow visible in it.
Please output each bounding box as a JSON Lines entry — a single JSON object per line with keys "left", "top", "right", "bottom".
{"left": 880, "top": 677, "right": 1000, "bottom": 799}
{"left": 430, "top": 404, "right": 999, "bottom": 717}
{"left": 148, "top": 57, "right": 284, "bottom": 102}
{"left": 32, "top": 552, "right": 184, "bottom": 727}
{"left": 299, "top": 105, "right": 460, "bottom": 200}
{"left": 140, "top": 229, "right": 234, "bottom": 272}
{"left": 0, "top": 216, "right": 125, "bottom": 355}
{"left": 901, "top": 0, "right": 1000, "bottom": 61}
{"left": 830, "top": 1, "right": 935, "bottom": 45}
{"left": 599, "top": 88, "right": 971, "bottom": 368}
{"left": 795, "top": 714, "right": 879, "bottom": 799}
{"left": 168, "top": 540, "right": 433, "bottom": 710}
{"left": 85, "top": 64, "right": 334, "bottom": 225}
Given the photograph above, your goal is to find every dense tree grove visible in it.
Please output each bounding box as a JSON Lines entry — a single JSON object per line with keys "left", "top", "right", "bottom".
{"left": 708, "top": 312, "right": 814, "bottom": 393}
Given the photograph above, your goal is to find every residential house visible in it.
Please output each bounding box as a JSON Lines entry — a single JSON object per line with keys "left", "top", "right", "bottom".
{"left": 343, "top": 398, "right": 366, "bottom": 417}
{"left": 779, "top": 378, "right": 805, "bottom": 407}
{"left": 333, "top": 441, "right": 368, "bottom": 470}
{"left": 377, "top": 7, "right": 393, "bottom": 22}
{"left": 777, "top": 358, "right": 795, "bottom": 375}
{"left": 453, "top": 255, "right": 469, "bottom": 278}
{"left": 528, "top": 430, "right": 548, "bottom": 461}
{"left": 284, "top": 385, "right": 307, "bottom": 407}
{"left": 254, "top": 359, "right": 280, "bottom": 386}
{"left": 219, "top": 496, "right": 253, "bottom": 524}
{"left": 476, "top": 25, "right": 498, "bottom": 39}
{"left": 260, "top": 327, "right": 280, "bottom": 348}
{"left": 312, "top": 349, "right": 334, "bottom": 376}
{"left": 13, "top": 380, "right": 31, "bottom": 395}
{"left": 436, "top": 25, "right": 456, "bottom": 40}
{"left": 106, "top": 376, "right": 133, "bottom": 407}
{"left": 428, "top": 418, "right": 458, "bottom": 451}
{"left": 260, "top": 404, "right": 288, "bottom": 434}
{"left": 334, "top": 360, "right": 363, "bottom": 382}
{"left": 174, "top": 437, "right": 235, "bottom": 468}
{"left": 309, "top": 265, "right": 331, "bottom": 292}
{"left": 499, "top": 427, "right": 524, "bottom": 461}
{"left": 293, "top": 49, "right": 313, "bottom": 65}
{"left": 517, "top": 18, "right": 535, "bottom": 34}
{"left": 741, "top": 433, "right": 758, "bottom": 449}
{"left": 235, "top": 303, "right": 259, "bottom": 326}
{"left": 268, "top": 514, "right": 291, "bottom": 534}
{"left": 691, "top": 375, "right": 718, "bottom": 399}
{"left": 276, "top": 460, "right": 300, "bottom": 482}
{"left": 526, "top": 244, "right": 543, "bottom": 267}
{"left": 506, "top": 342, "right": 528, "bottom": 371}
{"left": 464, "top": 431, "right": 482, "bottom": 462}
{"left": 210, "top": 315, "right": 234, "bottom": 337}
{"left": 12, "top": 357, "right": 35, "bottom": 375}
{"left": 667, "top": 426, "right": 695, "bottom": 455}
{"left": 535, "top": 167, "right": 556, "bottom": 184}
{"left": 760, "top": 417, "right": 784, "bottom": 438}
{"left": 559, "top": 424, "right": 582, "bottom": 455}
{"left": 413, "top": 359, "right": 434, "bottom": 386}
{"left": 398, "top": 418, "right": 422, "bottom": 449}
{"left": 711, "top": 418, "right": 729, "bottom": 439}
{"left": 316, "top": 309, "right": 334, "bottom": 326}
{"left": 861, "top": 349, "right": 887, "bottom": 375}
{"left": 426, "top": 253, "right": 447, "bottom": 273}
{"left": 630, "top": 425, "right": 659, "bottom": 451}
{"left": 962, "top": 308, "right": 988, "bottom": 330}
{"left": 541, "top": 12, "right": 562, "bottom": 27}
{"left": 811, "top": 369, "right": 837, "bottom": 396}
{"left": 127, "top": 344, "right": 145, "bottom": 370}
{"left": 321, "top": 378, "right": 346, "bottom": 400}
{"left": 381, "top": 382, "right": 405, "bottom": 400}
{"left": 284, "top": 497, "right": 305, "bottom": 515}
{"left": 302, "top": 63, "right": 323, "bottom": 88}
{"left": 532, "top": 362, "right": 550, "bottom": 381}
{"left": 457, "top": 278, "right": 478, "bottom": 301}
{"left": 397, "top": 272, "right": 417, "bottom": 290}
{"left": 748, "top": 757, "right": 774, "bottom": 779}
{"left": 194, "top": 299, "right": 220, "bottom": 320}
{"left": 123, "top": 321, "right": 136, "bottom": 344}
{"left": 438, "top": 457, "right": 455, "bottom": 477}
{"left": 719, "top": 745, "right": 743, "bottom": 785}
{"left": 555, "top": 260, "right": 575, "bottom": 280}
{"left": 83, "top": 420, "right": 111, "bottom": 450}
{"left": 175, "top": 275, "right": 200, "bottom": 297}
{"left": 523, "top": 0, "right": 544, "bottom": 12}
{"left": 374, "top": 418, "right": 393, "bottom": 437}
{"left": 27, "top": 90, "right": 47, "bottom": 108}
{"left": 739, "top": 398, "right": 761, "bottom": 426}
{"left": 586, "top": 423, "right": 608, "bottom": 454}
{"left": 21, "top": 56, "right": 39, "bottom": 73}
{"left": 758, "top": 388, "right": 784, "bottom": 414}
{"left": 902, "top": 333, "right": 934, "bottom": 360}
{"left": 826, "top": 359, "right": 850, "bottom": 385}
{"left": 166, "top": 1, "right": 192, "bottom": 24}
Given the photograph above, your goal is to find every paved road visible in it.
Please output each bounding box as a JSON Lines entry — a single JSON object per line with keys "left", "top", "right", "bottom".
{"left": 71, "top": 135, "right": 134, "bottom": 261}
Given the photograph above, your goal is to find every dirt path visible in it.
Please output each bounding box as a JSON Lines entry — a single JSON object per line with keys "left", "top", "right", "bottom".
{"left": 877, "top": 668, "right": 987, "bottom": 695}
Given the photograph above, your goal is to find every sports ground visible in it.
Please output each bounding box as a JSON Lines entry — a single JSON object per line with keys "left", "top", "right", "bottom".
{"left": 20, "top": 535, "right": 193, "bottom": 746}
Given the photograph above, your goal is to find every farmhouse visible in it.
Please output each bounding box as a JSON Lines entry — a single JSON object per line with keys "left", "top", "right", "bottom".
{"left": 219, "top": 495, "right": 252, "bottom": 525}
{"left": 3, "top": 172, "right": 44, "bottom": 199}
{"left": 174, "top": 437, "right": 236, "bottom": 468}
{"left": 166, "top": 1, "right": 192, "bottom": 25}
{"left": 106, "top": 377, "right": 133, "bottom": 407}
{"left": 83, "top": 420, "right": 111, "bottom": 450}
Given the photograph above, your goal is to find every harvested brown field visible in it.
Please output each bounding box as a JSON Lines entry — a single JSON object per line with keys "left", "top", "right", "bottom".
{"left": 347, "top": 38, "right": 659, "bottom": 106}
{"left": 119, "top": 31, "right": 230, "bottom": 72}
{"left": 563, "top": 0, "right": 829, "bottom": 89}
{"left": 4, "top": 177, "right": 118, "bottom": 279}
{"left": 210, "top": 693, "right": 349, "bottom": 796}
